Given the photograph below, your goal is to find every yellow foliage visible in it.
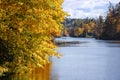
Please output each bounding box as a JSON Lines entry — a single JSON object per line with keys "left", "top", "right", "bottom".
{"left": 72, "top": 28, "right": 84, "bottom": 37}
{"left": 0, "top": 0, "right": 67, "bottom": 73}
{"left": 89, "top": 21, "right": 95, "bottom": 29}
{"left": 63, "top": 28, "right": 69, "bottom": 37}
{"left": 116, "top": 25, "right": 120, "bottom": 32}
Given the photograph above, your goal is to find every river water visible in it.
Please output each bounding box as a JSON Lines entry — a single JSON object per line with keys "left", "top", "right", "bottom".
{"left": 1, "top": 37, "right": 120, "bottom": 80}
{"left": 51, "top": 37, "right": 120, "bottom": 80}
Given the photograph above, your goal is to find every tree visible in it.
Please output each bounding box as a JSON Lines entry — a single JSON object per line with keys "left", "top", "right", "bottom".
{"left": 0, "top": 0, "right": 66, "bottom": 74}
{"left": 94, "top": 16, "right": 104, "bottom": 39}
{"left": 70, "top": 27, "right": 84, "bottom": 37}
{"left": 101, "top": 2, "right": 120, "bottom": 40}
{"left": 63, "top": 28, "right": 69, "bottom": 37}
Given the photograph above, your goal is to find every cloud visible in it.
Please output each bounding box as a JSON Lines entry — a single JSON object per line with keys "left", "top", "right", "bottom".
{"left": 62, "top": 0, "right": 120, "bottom": 18}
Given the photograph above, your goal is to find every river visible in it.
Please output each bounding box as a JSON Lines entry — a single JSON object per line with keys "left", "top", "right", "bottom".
{"left": 1, "top": 37, "right": 120, "bottom": 80}
{"left": 51, "top": 37, "right": 120, "bottom": 80}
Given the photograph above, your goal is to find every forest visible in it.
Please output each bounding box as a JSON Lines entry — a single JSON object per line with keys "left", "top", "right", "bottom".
{"left": 62, "top": 2, "right": 120, "bottom": 40}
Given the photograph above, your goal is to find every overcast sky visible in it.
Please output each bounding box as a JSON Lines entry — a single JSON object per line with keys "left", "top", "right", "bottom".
{"left": 62, "top": 0, "right": 120, "bottom": 18}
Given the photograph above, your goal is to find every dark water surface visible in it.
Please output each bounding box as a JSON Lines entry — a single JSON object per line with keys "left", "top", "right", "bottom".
{"left": 51, "top": 37, "right": 120, "bottom": 80}
{"left": 1, "top": 37, "right": 120, "bottom": 80}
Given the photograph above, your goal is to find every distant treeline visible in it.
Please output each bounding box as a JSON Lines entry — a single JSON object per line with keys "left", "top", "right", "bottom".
{"left": 61, "top": 2, "right": 120, "bottom": 40}
{"left": 62, "top": 18, "right": 96, "bottom": 37}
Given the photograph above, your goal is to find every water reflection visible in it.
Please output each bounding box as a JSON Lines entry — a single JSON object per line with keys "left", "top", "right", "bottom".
{"left": 0, "top": 63, "right": 52, "bottom": 80}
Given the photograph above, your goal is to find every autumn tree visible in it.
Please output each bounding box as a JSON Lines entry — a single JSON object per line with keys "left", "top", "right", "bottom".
{"left": 101, "top": 2, "right": 120, "bottom": 40}
{"left": 94, "top": 16, "right": 104, "bottom": 39}
{"left": 63, "top": 18, "right": 96, "bottom": 37}
{"left": 70, "top": 27, "right": 84, "bottom": 37}
{"left": 0, "top": 0, "right": 66, "bottom": 74}
{"left": 83, "top": 23, "right": 94, "bottom": 37}
{"left": 63, "top": 28, "right": 69, "bottom": 37}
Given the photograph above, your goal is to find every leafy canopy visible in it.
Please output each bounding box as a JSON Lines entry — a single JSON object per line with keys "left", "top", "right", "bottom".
{"left": 0, "top": 0, "right": 67, "bottom": 73}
